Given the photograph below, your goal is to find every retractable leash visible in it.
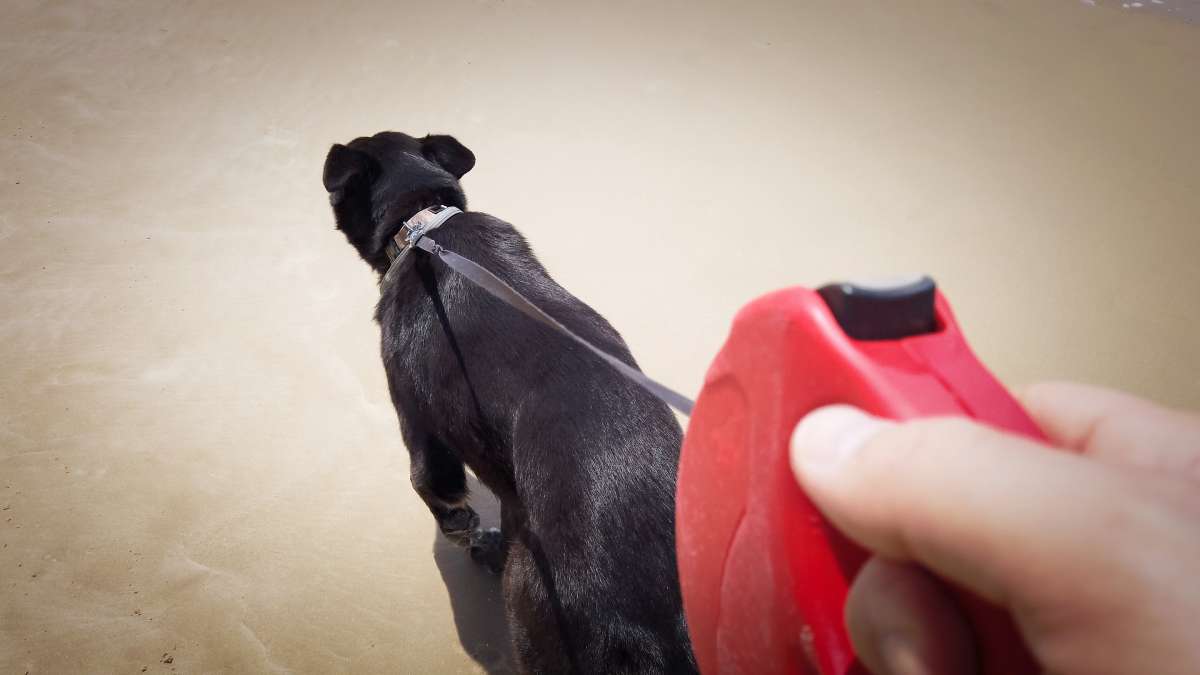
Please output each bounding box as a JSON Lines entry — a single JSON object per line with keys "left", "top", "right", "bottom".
{"left": 389, "top": 206, "right": 1044, "bottom": 675}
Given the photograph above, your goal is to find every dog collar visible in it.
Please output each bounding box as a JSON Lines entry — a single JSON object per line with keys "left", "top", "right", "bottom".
{"left": 382, "top": 205, "right": 462, "bottom": 282}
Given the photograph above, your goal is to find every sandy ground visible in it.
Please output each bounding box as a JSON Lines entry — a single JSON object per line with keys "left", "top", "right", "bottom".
{"left": 2, "top": 0, "right": 1198, "bottom": 673}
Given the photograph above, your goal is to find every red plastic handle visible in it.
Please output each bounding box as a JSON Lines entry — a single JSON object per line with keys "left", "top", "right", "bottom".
{"left": 676, "top": 286, "right": 1044, "bottom": 674}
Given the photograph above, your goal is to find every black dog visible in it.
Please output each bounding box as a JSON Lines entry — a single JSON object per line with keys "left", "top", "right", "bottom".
{"left": 323, "top": 131, "right": 697, "bottom": 674}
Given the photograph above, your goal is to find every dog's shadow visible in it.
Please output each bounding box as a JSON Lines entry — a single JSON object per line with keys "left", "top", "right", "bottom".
{"left": 432, "top": 475, "right": 515, "bottom": 674}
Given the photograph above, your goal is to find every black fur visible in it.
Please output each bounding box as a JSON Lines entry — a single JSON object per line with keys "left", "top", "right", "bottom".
{"left": 323, "top": 131, "right": 697, "bottom": 674}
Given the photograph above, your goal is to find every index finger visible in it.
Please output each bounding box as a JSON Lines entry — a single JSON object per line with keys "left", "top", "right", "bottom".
{"left": 1020, "top": 381, "right": 1200, "bottom": 481}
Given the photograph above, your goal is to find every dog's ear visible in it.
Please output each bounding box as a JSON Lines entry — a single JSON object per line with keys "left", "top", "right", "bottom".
{"left": 421, "top": 135, "right": 475, "bottom": 179}
{"left": 323, "top": 144, "right": 378, "bottom": 205}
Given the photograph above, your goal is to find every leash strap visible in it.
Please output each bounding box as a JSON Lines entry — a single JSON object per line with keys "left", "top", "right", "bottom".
{"left": 413, "top": 235, "right": 696, "bottom": 416}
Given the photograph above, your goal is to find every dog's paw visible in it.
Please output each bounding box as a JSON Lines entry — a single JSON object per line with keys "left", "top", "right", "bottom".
{"left": 468, "top": 527, "right": 506, "bottom": 574}
{"left": 439, "top": 507, "right": 481, "bottom": 546}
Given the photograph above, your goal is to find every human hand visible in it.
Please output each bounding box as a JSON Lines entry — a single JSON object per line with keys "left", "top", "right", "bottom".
{"left": 789, "top": 382, "right": 1200, "bottom": 675}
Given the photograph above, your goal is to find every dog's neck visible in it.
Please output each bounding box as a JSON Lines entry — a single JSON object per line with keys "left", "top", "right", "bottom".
{"left": 370, "top": 188, "right": 466, "bottom": 274}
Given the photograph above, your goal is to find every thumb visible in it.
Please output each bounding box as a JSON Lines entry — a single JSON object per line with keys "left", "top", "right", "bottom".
{"left": 789, "top": 405, "right": 1133, "bottom": 611}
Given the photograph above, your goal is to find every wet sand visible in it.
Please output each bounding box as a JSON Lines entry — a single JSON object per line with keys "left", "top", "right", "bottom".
{"left": 2, "top": 1, "right": 1198, "bottom": 672}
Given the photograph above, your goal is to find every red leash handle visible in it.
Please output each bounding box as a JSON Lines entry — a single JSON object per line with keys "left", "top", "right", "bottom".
{"left": 677, "top": 281, "right": 1042, "bottom": 674}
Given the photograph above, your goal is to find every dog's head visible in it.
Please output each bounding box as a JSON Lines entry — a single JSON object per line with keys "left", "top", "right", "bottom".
{"left": 323, "top": 131, "right": 475, "bottom": 271}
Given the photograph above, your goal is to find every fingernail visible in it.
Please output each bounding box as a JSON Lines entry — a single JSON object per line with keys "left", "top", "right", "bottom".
{"left": 790, "top": 405, "right": 890, "bottom": 480}
{"left": 879, "top": 635, "right": 933, "bottom": 675}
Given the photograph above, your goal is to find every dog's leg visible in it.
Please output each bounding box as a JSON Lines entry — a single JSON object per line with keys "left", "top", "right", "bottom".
{"left": 504, "top": 536, "right": 574, "bottom": 674}
{"left": 408, "top": 434, "right": 507, "bottom": 573}
{"left": 467, "top": 501, "right": 516, "bottom": 575}
{"left": 467, "top": 527, "right": 505, "bottom": 574}
{"left": 407, "top": 434, "right": 479, "bottom": 547}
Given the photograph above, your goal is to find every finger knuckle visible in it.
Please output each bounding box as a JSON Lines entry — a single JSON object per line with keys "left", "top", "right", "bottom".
{"left": 885, "top": 417, "right": 985, "bottom": 460}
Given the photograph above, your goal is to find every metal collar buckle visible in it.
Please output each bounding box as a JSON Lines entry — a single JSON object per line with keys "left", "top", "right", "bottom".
{"left": 382, "top": 205, "right": 462, "bottom": 283}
